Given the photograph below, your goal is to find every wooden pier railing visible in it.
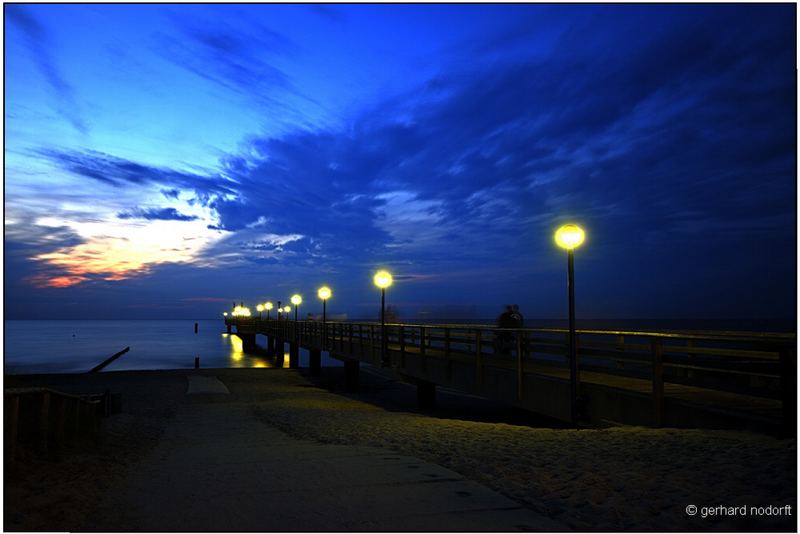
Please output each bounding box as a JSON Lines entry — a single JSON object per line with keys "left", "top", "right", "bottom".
{"left": 4, "top": 388, "right": 108, "bottom": 462}
{"left": 226, "top": 317, "right": 795, "bottom": 433}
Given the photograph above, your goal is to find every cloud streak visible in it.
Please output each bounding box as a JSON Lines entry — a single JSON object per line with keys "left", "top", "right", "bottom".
{"left": 6, "top": 5, "right": 88, "bottom": 134}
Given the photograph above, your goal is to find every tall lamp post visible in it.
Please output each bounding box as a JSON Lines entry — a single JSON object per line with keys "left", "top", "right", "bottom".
{"left": 554, "top": 223, "right": 586, "bottom": 425}
{"left": 290, "top": 295, "right": 302, "bottom": 322}
{"left": 256, "top": 304, "right": 264, "bottom": 319}
{"left": 265, "top": 301, "right": 273, "bottom": 320}
{"left": 318, "top": 286, "right": 332, "bottom": 350}
{"left": 373, "top": 270, "right": 393, "bottom": 367}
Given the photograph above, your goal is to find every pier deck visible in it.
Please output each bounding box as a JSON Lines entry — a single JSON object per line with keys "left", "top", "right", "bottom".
{"left": 227, "top": 318, "right": 795, "bottom": 433}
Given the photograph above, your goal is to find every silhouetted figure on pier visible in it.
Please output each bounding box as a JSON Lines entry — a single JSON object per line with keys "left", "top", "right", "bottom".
{"left": 511, "top": 304, "right": 524, "bottom": 328}
{"left": 495, "top": 305, "right": 516, "bottom": 356}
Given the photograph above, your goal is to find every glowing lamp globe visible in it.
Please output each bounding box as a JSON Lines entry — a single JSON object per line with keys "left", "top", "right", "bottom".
{"left": 223, "top": 312, "right": 228, "bottom": 316}
{"left": 318, "top": 286, "right": 332, "bottom": 300}
{"left": 291, "top": 294, "right": 302, "bottom": 306}
{"left": 265, "top": 302, "right": 273, "bottom": 310}
{"left": 256, "top": 304, "right": 264, "bottom": 312}
{"left": 284, "top": 306, "right": 291, "bottom": 313}
{"left": 373, "top": 270, "right": 393, "bottom": 289}
{"left": 555, "top": 224, "right": 586, "bottom": 250}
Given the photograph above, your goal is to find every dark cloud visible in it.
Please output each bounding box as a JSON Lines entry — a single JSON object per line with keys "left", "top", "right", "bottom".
{"left": 6, "top": 5, "right": 88, "bottom": 134}
{"left": 195, "top": 5, "right": 793, "bottom": 320}
{"left": 155, "top": 15, "right": 298, "bottom": 110}
{"left": 161, "top": 188, "right": 180, "bottom": 200}
{"left": 37, "top": 148, "right": 235, "bottom": 201}
{"left": 117, "top": 207, "right": 199, "bottom": 222}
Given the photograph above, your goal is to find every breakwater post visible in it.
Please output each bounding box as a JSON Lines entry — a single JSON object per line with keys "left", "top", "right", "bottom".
{"left": 195, "top": 357, "right": 200, "bottom": 369}
{"left": 289, "top": 343, "right": 299, "bottom": 368}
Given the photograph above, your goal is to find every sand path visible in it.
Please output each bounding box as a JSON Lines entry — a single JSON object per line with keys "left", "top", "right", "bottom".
{"left": 91, "top": 374, "right": 564, "bottom": 532}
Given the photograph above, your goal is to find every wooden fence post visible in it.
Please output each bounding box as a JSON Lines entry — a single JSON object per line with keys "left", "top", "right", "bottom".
{"left": 475, "top": 330, "right": 483, "bottom": 391}
{"left": 779, "top": 344, "right": 797, "bottom": 437}
{"left": 399, "top": 326, "right": 406, "bottom": 368}
{"left": 651, "top": 338, "right": 664, "bottom": 427}
{"left": 40, "top": 392, "right": 51, "bottom": 452}
{"left": 445, "top": 328, "right": 452, "bottom": 380}
{"left": 517, "top": 333, "right": 524, "bottom": 401}
{"left": 9, "top": 395, "right": 19, "bottom": 462}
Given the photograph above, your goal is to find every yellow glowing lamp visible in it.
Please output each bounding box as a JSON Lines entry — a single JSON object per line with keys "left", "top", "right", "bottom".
{"left": 318, "top": 286, "right": 332, "bottom": 300}
{"left": 291, "top": 294, "right": 302, "bottom": 306}
{"left": 256, "top": 304, "right": 264, "bottom": 312}
{"left": 373, "top": 270, "right": 393, "bottom": 289}
{"left": 223, "top": 312, "right": 228, "bottom": 316}
{"left": 555, "top": 224, "right": 586, "bottom": 250}
{"left": 284, "top": 306, "right": 291, "bottom": 313}
{"left": 265, "top": 301, "right": 273, "bottom": 310}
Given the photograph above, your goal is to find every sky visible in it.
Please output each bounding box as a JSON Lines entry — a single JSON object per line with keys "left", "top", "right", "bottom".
{"left": 4, "top": 4, "right": 797, "bottom": 322}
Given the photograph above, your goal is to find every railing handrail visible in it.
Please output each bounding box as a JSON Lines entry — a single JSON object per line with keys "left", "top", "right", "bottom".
{"left": 225, "top": 317, "right": 795, "bottom": 345}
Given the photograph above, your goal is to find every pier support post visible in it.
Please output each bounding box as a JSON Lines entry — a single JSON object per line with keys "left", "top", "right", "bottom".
{"left": 266, "top": 336, "right": 274, "bottom": 357}
{"left": 309, "top": 348, "right": 321, "bottom": 376}
{"left": 240, "top": 333, "right": 257, "bottom": 353}
{"left": 344, "top": 360, "right": 359, "bottom": 391}
{"left": 289, "top": 343, "right": 299, "bottom": 368}
{"left": 417, "top": 381, "right": 436, "bottom": 410}
{"left": 274, "top": 339, "right": 285, "bottom": 367}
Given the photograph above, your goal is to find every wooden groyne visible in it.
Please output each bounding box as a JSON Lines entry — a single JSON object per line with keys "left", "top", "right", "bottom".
{"left": 227, "top": 317, "right": 795, "bottom": 434}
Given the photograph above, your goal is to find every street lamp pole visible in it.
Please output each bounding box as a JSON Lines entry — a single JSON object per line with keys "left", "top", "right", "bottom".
{"left": 555, "top": 224, "right": 586, "bottom": 425}
{"left": 567, "top": 248, "right": 577, "bottom": 422}
{"left": 318, "top": 286, "right": 331, "bottom": 350}
{"left": 373, "top": 271, "right": 393, "bottom": 367}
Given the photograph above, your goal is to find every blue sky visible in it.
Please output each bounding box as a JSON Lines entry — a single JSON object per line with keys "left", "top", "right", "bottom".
{"left": 5, "top": 4, "right": 796, "bottom": 322}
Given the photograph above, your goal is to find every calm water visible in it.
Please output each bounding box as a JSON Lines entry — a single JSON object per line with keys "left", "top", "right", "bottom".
{"left": 4, "top": 320, "right": 342, "bottom": 375}
{"left": 4, "top": 318, "right": 794, "bottom": 375}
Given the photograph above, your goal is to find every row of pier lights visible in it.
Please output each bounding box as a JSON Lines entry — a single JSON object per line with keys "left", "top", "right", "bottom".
{"left": 225, "top": 225, "right": 586, "bottom": 422}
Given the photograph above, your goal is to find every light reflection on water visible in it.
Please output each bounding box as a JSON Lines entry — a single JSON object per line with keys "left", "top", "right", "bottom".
{"left": 5, "top": 320, "right": 342, "bottom": 374}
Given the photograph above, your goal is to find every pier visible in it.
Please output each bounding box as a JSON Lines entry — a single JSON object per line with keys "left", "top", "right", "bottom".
{"left": 226, "top": 317, "right": 796, "bottom": 434}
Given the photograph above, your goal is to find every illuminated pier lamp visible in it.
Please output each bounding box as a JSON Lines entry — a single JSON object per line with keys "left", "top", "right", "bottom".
{"left": 232, "top": 305, "right": 251, "bottom": 317}
{"left": 290, "top": 294, "right": 302, "bottom": 322}
{"left": 318, "top": 286, "right": 332, "bottom": 349}
{"left": 265, "top": 301, "right": 273, "bottom": 320}
{"left": 223, "top": 312, "right": 228, "bottom": 317}
{"left": 373, "top": 270, "right": 393, "bottom": 367}
{"left": 554, "top": 223, "right": 586, "bottom": 425}
{"left": 256, "top": 304, "right": 264, "bottom": 319}
{"left": 284, "top": 305, "right": 292, "bottom": 319}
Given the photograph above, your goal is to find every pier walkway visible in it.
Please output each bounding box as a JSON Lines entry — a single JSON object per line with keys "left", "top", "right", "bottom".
{"left": 226, "top": 317, "right": 796, "bottom": 434}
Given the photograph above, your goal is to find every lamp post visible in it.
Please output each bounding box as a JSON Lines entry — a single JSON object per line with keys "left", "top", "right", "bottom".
{"left": 256, "top": 304, "right": 264, "bottom": 319}
{"left": 318, "top": 286, "right": 331, "bottom": 349}
{"left": 373, "top": 270, "right": 393, "bottom": 367}
{"left": 291, "top": 294, "right": 302, "bottom": 322}
{"left": 265, "top": 301, "right": 273, "bottom": 320}
{"left": 554, "top": 223, "right": 586, "bottom": 425}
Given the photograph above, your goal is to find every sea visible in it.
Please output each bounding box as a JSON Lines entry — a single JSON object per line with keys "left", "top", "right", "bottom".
{"left": 4, "top": 318, "right": 795, "bottom": 375}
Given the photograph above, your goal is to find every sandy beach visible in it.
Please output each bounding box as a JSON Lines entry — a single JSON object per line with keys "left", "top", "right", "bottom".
{"left": 4, "top": 367, "right": 796, "bottom": 532}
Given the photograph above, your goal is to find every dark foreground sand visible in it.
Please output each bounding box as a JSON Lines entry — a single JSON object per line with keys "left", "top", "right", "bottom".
{"left": 4, "top": 367, "right": 796, "bottom": 532}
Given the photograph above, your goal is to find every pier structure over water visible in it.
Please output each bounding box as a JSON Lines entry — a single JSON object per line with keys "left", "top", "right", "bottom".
{"left": 225, "top": 317, "right": 795, "bottom": 434}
